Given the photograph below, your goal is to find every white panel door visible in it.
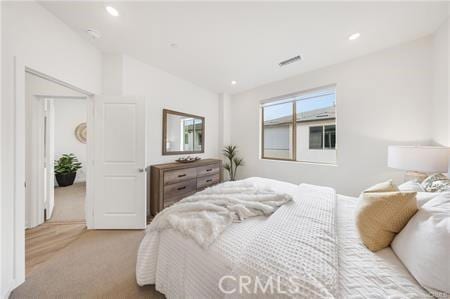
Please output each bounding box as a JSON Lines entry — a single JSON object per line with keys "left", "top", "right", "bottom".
{"left": 94, "top": 96, "right": 146, "bottom": 229}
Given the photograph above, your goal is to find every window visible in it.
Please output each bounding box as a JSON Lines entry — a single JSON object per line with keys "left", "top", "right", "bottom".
{"left": 309, "top": 126, "right": 323, "bottom": 149}
{"left": 324, "top": 125, "right": 336, "bottom": 149}
{"left": 261, "top": 87, "right": 336, "bottom": 164}
{"left": 262, "top": 102, "right": 294, "bottom": 159}
{"left": 309, "top": 125, "right": 336, "bottom": 150}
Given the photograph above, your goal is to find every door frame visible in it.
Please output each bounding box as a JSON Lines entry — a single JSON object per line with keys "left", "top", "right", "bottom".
{"left": 11, "top": 57, "right": 96, "bottom": 290}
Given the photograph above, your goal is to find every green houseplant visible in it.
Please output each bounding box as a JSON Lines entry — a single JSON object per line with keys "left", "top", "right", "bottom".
{"left": 54, "top": 153, "right": 82, "bottom": 187}
{"left": 223, "top": 145, "right": 244, "bottom": 181}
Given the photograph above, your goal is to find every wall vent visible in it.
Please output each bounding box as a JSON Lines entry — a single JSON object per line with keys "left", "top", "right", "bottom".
{"left": 279, "top": 55, "right": 302, "bottom": 67}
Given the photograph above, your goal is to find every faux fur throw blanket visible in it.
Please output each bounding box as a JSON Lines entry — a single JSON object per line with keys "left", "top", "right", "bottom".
{"left": 147, "top": 181, "right": 292, "bottom": 248}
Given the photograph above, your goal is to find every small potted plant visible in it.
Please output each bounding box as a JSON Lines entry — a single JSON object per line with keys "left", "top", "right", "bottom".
{"left": 223, "top": 145, "right": 244, "bottom": 181}
{"left": 54, "top": 153, "right": 82, "bottom": 187}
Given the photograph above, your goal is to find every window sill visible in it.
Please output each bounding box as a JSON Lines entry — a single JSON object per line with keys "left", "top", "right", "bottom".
{"left": 260, "top": 157, "right": 338, "bottom": 167}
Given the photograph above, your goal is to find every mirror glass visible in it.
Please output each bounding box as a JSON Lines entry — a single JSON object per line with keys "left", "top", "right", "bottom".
{"left": 163, "top": 110, "right": 204, "bottom": 155}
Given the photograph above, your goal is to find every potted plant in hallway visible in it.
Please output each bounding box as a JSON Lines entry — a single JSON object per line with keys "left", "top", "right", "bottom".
{"left": 55, "top": 153, "right": 82, "bottom": 187}
{"left": 223, "top": 145, "right": 244, "bottom": 181}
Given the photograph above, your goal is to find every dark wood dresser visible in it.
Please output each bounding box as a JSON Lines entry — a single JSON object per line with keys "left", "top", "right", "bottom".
{"left": 150, "top": 159, "right": 223, "bottom": 216}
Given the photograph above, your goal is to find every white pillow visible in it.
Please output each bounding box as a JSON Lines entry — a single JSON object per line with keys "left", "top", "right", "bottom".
{"left": 398, "top": 180, "right": 425, "bottom": 192}
{"left": 416, "top": 192, "right": 440, "bottom": 207}
{"left": 391, "top": 192, "right": 450, "bottom": 296}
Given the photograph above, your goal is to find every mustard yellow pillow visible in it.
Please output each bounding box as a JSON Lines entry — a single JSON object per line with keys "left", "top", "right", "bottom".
{"left": 356, "top": 182, "right": 417, "bottom": 252}
{"left": 363, "top": 179, "right": 399, "bottom": 193}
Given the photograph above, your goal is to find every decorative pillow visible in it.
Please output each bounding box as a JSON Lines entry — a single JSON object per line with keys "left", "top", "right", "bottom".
{"left": 391, "top": 193, "right": 450, "bottom": 296}
{"left": 421, "top": 173, "right": 450, "bottom": 192}
{"left": 356, "top": 181, "right": 417, "bottom": 252}
{"left": 398, "top": 180, "right": 425, "bottom": 192}
{"left": 364, "top": 179, "right": 399, "bottom": 193}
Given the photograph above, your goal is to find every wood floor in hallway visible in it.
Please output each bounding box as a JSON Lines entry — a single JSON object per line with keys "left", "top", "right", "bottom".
{"left": 25, "top": 221, "right": 86, "bottom": 275}
{"left": 26, "top": 182, "right": 87, "bottom": 275}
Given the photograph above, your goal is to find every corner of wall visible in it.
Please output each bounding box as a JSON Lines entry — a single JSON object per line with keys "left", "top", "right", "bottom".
{"left": 431, "top": 18, "right": 450, "bottom": 146}
{"left": 218, "top": 93, "right": 231, "bottom": 151}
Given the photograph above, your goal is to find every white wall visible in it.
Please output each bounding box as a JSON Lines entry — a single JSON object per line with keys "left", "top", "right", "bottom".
{"left": 121, "top": 55, "right": 220, "bottom": 165}
{"left": 431, "top": 18, "right": 449, "bottom": 147}
{"left": 1, "top": 2, "right": 101, "bottom": 297}
{"left": 54, "top": 99, "right": 87, "bottom": 183}
{"left": 218, "top": 93, "right": 232, "bottom": 150}
{"left": 0, "top": 2, "right": 3, "bottom": 295}
{"left": 102, "top": 54, "right": 124, "bottom": 95}
{"left": 230, "top": 37, "right": 434, "bottom": 196}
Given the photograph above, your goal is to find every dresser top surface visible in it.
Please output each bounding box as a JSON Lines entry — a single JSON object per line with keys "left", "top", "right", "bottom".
{"left": 150, "top": 158, "right": 222, "bottom": 171}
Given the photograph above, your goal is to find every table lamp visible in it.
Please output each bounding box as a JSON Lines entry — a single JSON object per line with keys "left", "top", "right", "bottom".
{"left": 388, "top": 145, "right": 449, "bottom": 182}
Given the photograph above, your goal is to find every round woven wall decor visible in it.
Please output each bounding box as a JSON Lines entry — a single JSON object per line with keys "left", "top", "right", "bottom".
{"left": 74, "top": 122, "right": 87, "bottom": 144}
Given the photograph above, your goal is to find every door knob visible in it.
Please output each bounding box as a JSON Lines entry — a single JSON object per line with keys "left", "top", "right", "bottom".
{"left": 138, "top": 168, "right": 145, "bottom": 173}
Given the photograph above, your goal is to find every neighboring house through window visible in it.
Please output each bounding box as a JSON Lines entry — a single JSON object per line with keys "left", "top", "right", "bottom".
{"left": 261, "top": 86, "right": 337, "bottom": 164}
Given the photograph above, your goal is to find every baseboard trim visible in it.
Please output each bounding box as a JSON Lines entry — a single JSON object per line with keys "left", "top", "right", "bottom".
{"left": 2, "top": 278, "right": 22, "bottom": 299}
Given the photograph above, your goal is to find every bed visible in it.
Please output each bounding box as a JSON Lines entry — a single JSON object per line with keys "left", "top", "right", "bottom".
{"left": 136, "top": 177, "right": 432, "bottom": 298}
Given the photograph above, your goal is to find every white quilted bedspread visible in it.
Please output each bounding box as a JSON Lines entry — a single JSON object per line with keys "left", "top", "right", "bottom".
{"left": 136, "top": 178, "right": 432, "bottom": 299}
{"left": 227, "top": 183, "right": 338, "bottom": 298}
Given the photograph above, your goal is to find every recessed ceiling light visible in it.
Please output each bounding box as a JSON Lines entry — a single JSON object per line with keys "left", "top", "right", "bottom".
{"left": 86, "top": 29, "right": 101, "bottom": 39}
{"left": 169, "top": 43, "right": 178, "bottom": 48}
{"left": 106, "top": 6, "right": 119, "bottom": 17}
{"left": 231, "top": 81, "right": 237, "bottom": 85}
{"left": 348, "top": 32, "right": 360, "bottom": 41}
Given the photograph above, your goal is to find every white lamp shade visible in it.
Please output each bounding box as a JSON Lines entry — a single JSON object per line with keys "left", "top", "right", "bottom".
{"left": 388, "top": 146, "right": 449, "bottom": 173}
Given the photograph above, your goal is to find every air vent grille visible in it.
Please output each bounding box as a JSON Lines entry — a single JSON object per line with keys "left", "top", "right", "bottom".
{"left": 279, "top": 55, "right": 302, "bottom": 67}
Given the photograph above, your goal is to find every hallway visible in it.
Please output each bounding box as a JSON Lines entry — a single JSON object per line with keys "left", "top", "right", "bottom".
{"left": 25, "top": 182, "right": 87, "bottom": 275}
{"left": 49, "top": 182, "right": 86, "bottom": 223}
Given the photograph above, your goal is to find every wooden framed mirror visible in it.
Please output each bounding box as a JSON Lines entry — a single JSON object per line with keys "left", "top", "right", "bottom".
{"left": 162, "top": 109, "right": 205, "bottom": 155}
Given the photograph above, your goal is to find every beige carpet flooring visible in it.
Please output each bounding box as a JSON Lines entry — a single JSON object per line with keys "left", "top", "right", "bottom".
{"left": 49, "top": 182, "right": 86, "bottom": 222}
{"left": 17, "top": 182, "right": 163, "bottom": 298}
{"left": 13, "top": 230, "right": 164, "bottom": 299}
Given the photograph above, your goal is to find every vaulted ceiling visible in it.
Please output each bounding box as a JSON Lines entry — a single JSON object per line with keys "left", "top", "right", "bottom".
{"left": 41, "top": 1, "right": 448, "bottom": 94}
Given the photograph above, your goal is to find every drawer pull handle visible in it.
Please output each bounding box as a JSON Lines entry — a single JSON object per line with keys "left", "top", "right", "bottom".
{"left": 206, "top": 169, "right": 213, "bottom": 172}
{"left": 178, "top": 174, "right": 186, "bottom": 178}
{"left": 206, "top": 179, "right": 212, "bottom": 183}
{"left": 177, "top": 186, "right": 186, "bottom": 191}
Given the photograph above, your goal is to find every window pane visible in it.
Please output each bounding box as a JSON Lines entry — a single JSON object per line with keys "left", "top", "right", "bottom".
{"left": 193, "top": 118, "right": 203, "bottom": 151}
{"left": 263, "top": 102, "right": 294, "bottom": 159}
{"left": 309, "top": 126, "right": 323, "bottom": 149}
{"left": 182, "top": 118, "right": 194, "bottom": 151}
{"left": 324, "top": 125, "right": 336, "bottom": 149}
{"left": 296, "top": 91, "right": 336, "bottom": 164}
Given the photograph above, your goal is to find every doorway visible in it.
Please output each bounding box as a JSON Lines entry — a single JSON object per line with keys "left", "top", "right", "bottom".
{"left": 11, "top": 62, "right": 147, "bottom": 289}
{"left": 49, "top": 98, "right": 87, "bottom": 224}
{"left": 24, "top": 72, "right": 89, "bottom": 275}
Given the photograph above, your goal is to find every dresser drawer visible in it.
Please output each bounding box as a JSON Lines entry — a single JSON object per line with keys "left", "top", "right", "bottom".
{"left": 164, "top": 178, "right": 197, "bottom": 199}
{"left": 197, "top": 174, "right": 220, "bottom": 189}
{"left": 150, "top": 159, "right": 223, "bottom": 216}
{"left": 164, "top": 191, "right": 196, "bottom": 208}
{"left": 164, "top": 168, "right": 197, "bottom": 185}
{"left": 196, "top": 163, "right": 220, "bottom": 177}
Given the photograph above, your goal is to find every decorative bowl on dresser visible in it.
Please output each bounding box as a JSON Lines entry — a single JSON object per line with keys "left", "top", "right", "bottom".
{"left": 150, "top": 159, "right": 223, "bottom": 216}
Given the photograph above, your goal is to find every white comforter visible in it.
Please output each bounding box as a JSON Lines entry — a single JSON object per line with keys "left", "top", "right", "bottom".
{"left": 227, "top": 183, "right": 337, "bottom": 298}
{"left": 137, "top": 178, "right": 338, "bottom": 298}
{"left": 147, "top": 180, "right": 292, "bottom": 248}
{"left": 136, "top": 178, "right": 431, "bottom": 299}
